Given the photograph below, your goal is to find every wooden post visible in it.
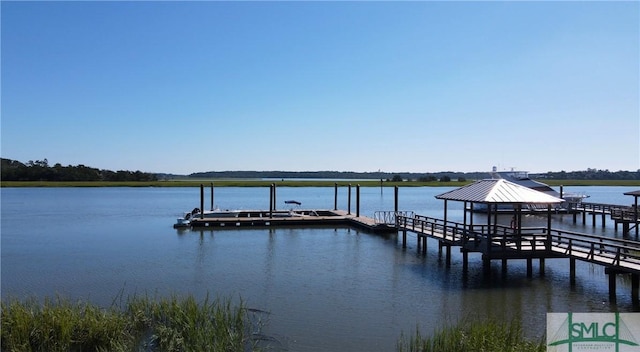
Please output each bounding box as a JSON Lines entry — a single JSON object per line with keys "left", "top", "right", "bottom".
{"left": 334, "top": 183, "right": 338, "bottom": 210}
{"left": 540, "top": 258, "right": 546, "bottom": 276}
{"left": 347, "top": 184, "right": 352, "bottom": 215}
{"left": 546, "top": 205, "right": 552, "bottom": 251}
{"left": 394, "top": 186, "right": 399, "bottom": 213}
{"left": 602, "top": 211, "right": 606, "bottom": 228}
{"left": 446, "top": 245, "right": 451, "bottom": 266}
{"left": 200, "top": 184, "right": 204, "bottom": 220}
{"left": 516, "top": 204, "right": 522, "bottom": 251}
{"left": 483, "top": 257, "right": 491, "bottom": 275}
{"left": 273, "top": 183, "right": 277, "bottom": 210}
{"left": 210, "top": 182, "right": 214, "bottom": 210}
{"left": 570, "top": 258, "right": 576, "bottom": 286}
{"left": 633, "top": 196, "right": 639, "bottom": 237}
{"left": 438, "top": 241, "right": 443, "bottom": 257}
{"left": 444, "top": 199, "right": 448, "bottom": 225}
{"left": 356, "top": 184, "right": 360, "bottom": 217}
{"left": 402, "top": 229, "right": 407, "bottom": 248}
{"left": 526, "top": 258, "right": 533, "bottom": 277}
{"left": 632, "top": 274, "right": 639, "bottom": 302}
{"left": 502, "top": 258, "right": 507, "bottom": 273}
{"left": 608, "top": 270, "right": 617, "bottom": 301}
{"left": 487, "top": 203, "right": 493, "bottom": 253}
{"left": 422, "top": 238, "right": 427, "bottom": 255}
{"left": 269, "top": 184, "right": 274, "bottom": 218}
{"left": 462, "top": 250, "right": 469, "bottom": 272}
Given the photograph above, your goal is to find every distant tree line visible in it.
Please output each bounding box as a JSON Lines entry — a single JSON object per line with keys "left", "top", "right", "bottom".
{"left": 186, "top": 170, "right": 480, "bottom": 181}
{"left": 1, "top": 158, "right": 158, "bottom": 182}
{"left": 535, "top": 169, "right": 640, "bottom": 180}
{"left": 188, "top": 169, "right": 639, "bottom": 181}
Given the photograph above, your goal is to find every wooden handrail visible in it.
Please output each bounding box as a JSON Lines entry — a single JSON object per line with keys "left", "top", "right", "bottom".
{"left": 395, "top": 214, "right": 640, "bottom": 272}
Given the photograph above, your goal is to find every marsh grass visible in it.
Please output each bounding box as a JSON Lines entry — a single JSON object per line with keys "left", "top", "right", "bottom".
{"left": 1, "top": 294, "right": 263, "bottom": 352}
{"left": 396, "top": 318, "right": 546, "bottom": 352}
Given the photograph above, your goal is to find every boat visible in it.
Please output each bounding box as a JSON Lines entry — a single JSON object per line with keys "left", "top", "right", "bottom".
{"left": 271, "top": 200, "right": 318, "bottom": 217}
{"left": 489, "top": 166, "right": 588, "bottom": 210}
{"left": 173, "top": 207, "right": 241, "bottom": 228}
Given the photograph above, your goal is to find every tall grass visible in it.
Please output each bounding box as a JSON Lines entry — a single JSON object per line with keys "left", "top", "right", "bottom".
{"left": 396, "top": 318, "right": 546, "bottom": 352}
{"left": 1, "top": 295, "right": 263, "bottom": 352}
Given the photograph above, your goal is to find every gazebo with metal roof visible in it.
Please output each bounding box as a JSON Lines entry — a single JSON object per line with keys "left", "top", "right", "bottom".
{"left": 435, "top": 179, "right": 564, "bottom": 262}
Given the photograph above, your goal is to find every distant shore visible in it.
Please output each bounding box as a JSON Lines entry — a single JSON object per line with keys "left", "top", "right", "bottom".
{"left": 2, "top": 179, "right": 639, "bottom": 187}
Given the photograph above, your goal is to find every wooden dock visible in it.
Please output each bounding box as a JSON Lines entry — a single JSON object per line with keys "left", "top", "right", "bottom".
{"left": 573, "top": 202, "right": 639, "bottom": 236}
{"left": 395, "top": 213, "right": 640, "bottom": 301}
{"left": 181, "top": 209, "right": 397, "bottom": 234}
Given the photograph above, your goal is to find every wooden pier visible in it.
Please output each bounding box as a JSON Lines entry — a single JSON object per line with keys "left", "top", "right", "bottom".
{"left": 572, "top": 199, "right": 639, "bottom": 236}
{"left": 395, "top": 213, "right": 640, "bottom": 302}
{"left": 185, "top": 209, "right": 396, "bottom": 234}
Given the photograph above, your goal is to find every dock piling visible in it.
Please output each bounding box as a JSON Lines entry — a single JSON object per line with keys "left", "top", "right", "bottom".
{"left": 356, "top": 184, "right": 360, "bottom": 217}
{"left": 200, "top": 184, "right": 204, "bottom": 220}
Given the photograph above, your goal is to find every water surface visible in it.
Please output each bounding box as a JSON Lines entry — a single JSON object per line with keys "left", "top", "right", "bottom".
{"left": 1, "top": 186, "right": 638, "bottom": 351}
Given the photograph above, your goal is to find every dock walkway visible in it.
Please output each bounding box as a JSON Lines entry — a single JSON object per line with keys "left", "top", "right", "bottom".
{"left": 395, "top": 213, "right": 640, "bottom": 300}
{"left": 183, "top": 209, "right": 396, "bottom": 234}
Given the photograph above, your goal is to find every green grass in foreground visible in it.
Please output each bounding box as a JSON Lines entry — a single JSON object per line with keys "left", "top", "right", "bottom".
{"left": 1, "top": 295, "right": 262, "bottom": 352}
{"left": 1, "top": 294, "right": 545, "bottom": 352}
{"left": 397, "top": 318, "right": 545, "bottom": 352}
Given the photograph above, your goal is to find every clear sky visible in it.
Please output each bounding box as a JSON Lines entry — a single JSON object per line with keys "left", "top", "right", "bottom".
{"left": 2, "top": 1, "right": 638, "bottom": 175}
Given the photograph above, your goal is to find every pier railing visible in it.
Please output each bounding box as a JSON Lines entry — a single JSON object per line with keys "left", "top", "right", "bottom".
{"left": 395, "top": 214, "right": 640, "bottom": 273}
{"left": 576, "top": 202, "right": 636, "bottom": 217}
{"left": 374, "top": 211, "right": 414, "bottom": 225}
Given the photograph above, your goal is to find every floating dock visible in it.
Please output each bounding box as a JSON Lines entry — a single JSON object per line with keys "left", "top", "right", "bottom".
{"left": 176, "top": 209, "right": 397, "bottom": 234}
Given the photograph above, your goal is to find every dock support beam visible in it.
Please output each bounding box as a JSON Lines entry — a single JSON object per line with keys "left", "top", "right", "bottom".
{"left": 608, "top": 270, "right": 617, "bottom": 301}
{"left": 570, "top": 258, "right": 576, "bottom": 286}
{"left": 269, "top": 184, "right": 273, "bottom": 218}
{"left": 348, "top": 184, "right": 352, "bottom": 215}
{"left": 334, "top": 183, "right": 338, "bottom": 210}
{"left": 526, "top": 258, "right": 532, "bottom": 277}
{"left": 633, "top": 274, "right": 639, "bottom": 302}
{"left": 200, "top": 184, "right": 204, "bottom": 220}
{"left": 482, "top": 257, "right": 491, "bottom": 275}
{"left": 356, "top": 184, "right": 360, "bottom": 217}
{"left": 273, "top": 184, "right": 277, "bottom": 210}
{"left": 462, "top": 250, "right": 469, "bottom": 272}
{"left": 422, "top": 237, "right": 427, "bottom": 255}
{"left": 394, "top": 186, "right": 399, "bottom": 213}
{"left": 402, "top": 229, "right": 407, "bottom": 248}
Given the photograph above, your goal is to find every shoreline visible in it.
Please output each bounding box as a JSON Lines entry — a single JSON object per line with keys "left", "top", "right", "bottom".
{"left": 1, "top": 179, "right": 640, "bottom": 188}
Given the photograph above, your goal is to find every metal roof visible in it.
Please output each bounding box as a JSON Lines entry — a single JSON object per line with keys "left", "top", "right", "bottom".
{"left": 435, "top": 179, "right": 564, "bottom": 204}
{"left": 624, "top": 190, "right": 640, "bottom": 197}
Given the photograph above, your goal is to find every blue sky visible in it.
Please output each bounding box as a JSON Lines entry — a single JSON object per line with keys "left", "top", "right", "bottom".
{"left": 2, "top": 1, "right": 638, "bottom": 175}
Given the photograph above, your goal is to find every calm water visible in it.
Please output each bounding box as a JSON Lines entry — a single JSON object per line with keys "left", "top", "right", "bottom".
{"left": 1, "top": 185, "right": 638, "bottom": 351}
